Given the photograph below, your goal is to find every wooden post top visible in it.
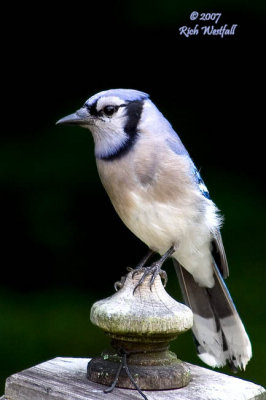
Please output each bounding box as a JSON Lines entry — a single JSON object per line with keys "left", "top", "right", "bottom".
{"left": 3, "top": 357, "right": 266, "bottom": 400}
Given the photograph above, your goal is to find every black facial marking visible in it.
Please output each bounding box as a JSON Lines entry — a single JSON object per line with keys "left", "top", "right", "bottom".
{"left": 124, "top": 100, "right": 144, "bottom": 137}
{"left": 85, "top": 100, "right": 99, "bottom": 117}
{"left": 100, "top": 100, "right": 144, "bottom": 161}
{"left": 86, "top": 101, "right": 123, "bottom": 118}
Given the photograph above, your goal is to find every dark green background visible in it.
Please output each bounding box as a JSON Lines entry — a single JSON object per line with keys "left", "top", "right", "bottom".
{"left": 1, "top": 0, "right": 265, "bottom": 394}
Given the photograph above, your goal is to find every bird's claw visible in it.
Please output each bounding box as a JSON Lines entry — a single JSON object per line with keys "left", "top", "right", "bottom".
{"left": 114, "top": 275, "right": 127, "bottom": 291}
{"left": 133, "top": 263, "right": 168, "bottom": 294}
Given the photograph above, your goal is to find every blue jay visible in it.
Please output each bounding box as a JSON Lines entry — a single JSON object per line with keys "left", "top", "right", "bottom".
{"left": 57, "top": 89, "right": 252, "bottom": 371}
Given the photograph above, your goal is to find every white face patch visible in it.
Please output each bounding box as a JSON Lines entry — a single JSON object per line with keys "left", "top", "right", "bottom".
{"left": 96, "top": 96, "right": 126, "bottom": 113}
{"left": 87, "top": 96, "right": 129, "bottom": 160}
{"left": 84, "top": 90, "right": 147, "bottom": 160}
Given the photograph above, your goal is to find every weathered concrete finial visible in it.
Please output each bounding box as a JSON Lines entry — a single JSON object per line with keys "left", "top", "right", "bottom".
{"left": 87, "top": 270, "right": 193, "bottom": 390}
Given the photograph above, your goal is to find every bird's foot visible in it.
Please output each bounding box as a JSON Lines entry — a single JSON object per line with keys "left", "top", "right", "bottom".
{"left": 132, "top": 262, "right": 168, "bottom": 293}
{"left": 127, "top": 249, "right": 155, "bottom": 273}
{"left": 114, "top": 249, "right": 155, "bottom": 291}
{"left": 132, "top": 245, "right": 175, "bottom": 294}
{"left": 114, "top": 275, "right": 127, "bottom": 291}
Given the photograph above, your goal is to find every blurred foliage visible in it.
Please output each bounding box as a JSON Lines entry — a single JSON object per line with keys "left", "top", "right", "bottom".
{"left": 0, "top": 289, "right": 109, "bottom": 394}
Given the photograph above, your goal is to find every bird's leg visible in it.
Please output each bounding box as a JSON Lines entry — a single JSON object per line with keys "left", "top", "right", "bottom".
{"left": 115, "top": 249, "right": 154, "bottom": 291}
{"left": 134, "top": 245, "right": 176, "bottom": 293}
{"left": 129, "top": 248, "right": 155, "bottom": 271}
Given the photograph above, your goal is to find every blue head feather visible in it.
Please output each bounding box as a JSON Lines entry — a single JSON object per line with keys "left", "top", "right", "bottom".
{"left": 87, "top": 88, "right": 149, "bottom": 106}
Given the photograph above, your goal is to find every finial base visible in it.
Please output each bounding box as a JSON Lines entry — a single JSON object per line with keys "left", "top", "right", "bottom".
{"left": 87, "top": 353, "right": 190, "bottom": 390}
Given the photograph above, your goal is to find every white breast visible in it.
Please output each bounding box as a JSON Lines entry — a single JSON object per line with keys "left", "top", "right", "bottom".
{"left": 125, "top": 189, "right": 217, "bottom": 288}
{"left": 97, "top": 140, "right": 220, "bottom": 288}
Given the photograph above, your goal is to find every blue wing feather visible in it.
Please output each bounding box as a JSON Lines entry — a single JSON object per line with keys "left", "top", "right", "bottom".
{"left": 193, "top": 165, "right": 210, "bottom": 199}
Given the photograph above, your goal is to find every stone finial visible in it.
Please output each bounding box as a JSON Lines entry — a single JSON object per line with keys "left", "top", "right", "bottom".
{"left": 87, "top": 270, "right": 193, "bottom": 390}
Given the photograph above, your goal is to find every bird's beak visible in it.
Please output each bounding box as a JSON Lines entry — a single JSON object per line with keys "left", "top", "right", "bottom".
{"left": 56, "top": 107, "right": 92, "bottom": 127}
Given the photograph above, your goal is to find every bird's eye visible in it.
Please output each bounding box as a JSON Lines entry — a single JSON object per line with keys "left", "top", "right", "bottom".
{"left": 103, "top": 105, "right": 118, "bottom": 116}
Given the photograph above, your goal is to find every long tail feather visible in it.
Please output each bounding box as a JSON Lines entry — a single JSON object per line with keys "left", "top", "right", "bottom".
{"left": 173, "top": 259, "right": 252, "bottom": 370}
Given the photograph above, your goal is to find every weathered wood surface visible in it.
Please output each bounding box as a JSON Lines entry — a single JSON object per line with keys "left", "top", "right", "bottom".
{"left": 3, "top": 357, "right": 266, "bottom": 400}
